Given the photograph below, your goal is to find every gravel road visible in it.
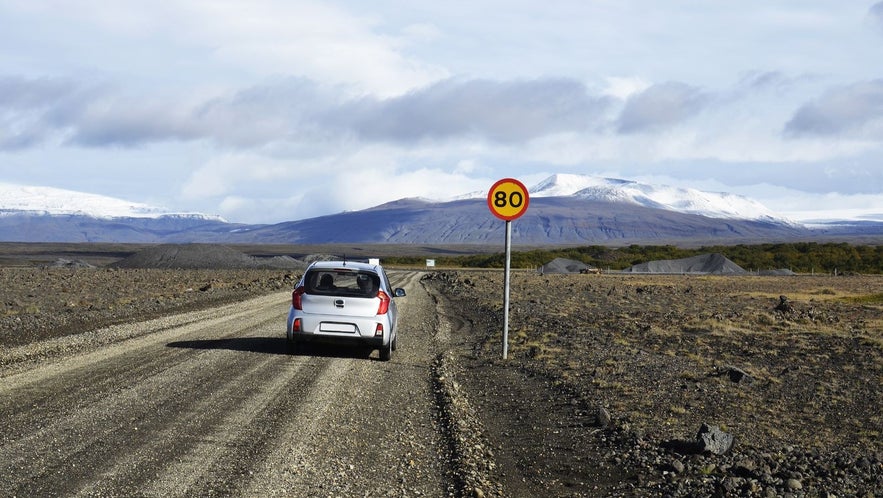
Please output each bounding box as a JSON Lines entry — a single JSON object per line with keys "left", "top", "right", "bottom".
{"left": 0, "top": 271, "right": 466, "bottom": 497}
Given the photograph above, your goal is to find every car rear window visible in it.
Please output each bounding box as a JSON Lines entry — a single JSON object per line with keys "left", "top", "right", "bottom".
{"left": 304, "top": 269, "right": 380, "bottom": 297}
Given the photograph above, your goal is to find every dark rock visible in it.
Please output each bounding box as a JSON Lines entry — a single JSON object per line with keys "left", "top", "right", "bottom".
{"left": 727, "top": 366, "right": 754, "bottom": 385}
{"left": 696, "top": 424, "right": 734, "bottom": 455}
{"left": 775, "top": 295, "right": 794, "bottom": 313}
{"left": 732, "top": 459, "right": 757, "bottom": 478}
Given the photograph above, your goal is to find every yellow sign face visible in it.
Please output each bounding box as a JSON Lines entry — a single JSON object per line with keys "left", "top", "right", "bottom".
{"left": 487, "top": 178, "right": 530, "bottom": 221}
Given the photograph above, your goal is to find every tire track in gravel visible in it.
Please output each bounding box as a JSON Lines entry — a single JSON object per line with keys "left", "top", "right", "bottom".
{"left": 0, "top": 295, "right": 287, "bottom": 443}
{"left": 0, "top": 293, "right": 326, "bottom": 497}
{"left": 243, "top": 270, "right": 457, "bottom": 497}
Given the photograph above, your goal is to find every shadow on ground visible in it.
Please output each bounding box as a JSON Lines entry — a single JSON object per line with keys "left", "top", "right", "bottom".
{"left": 166, "top": 337, "right": 375, "bottom": 360}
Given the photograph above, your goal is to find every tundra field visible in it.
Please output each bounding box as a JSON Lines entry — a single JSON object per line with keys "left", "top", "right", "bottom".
{"left": 0, "top": 245, "right": 880, "bottom": 496}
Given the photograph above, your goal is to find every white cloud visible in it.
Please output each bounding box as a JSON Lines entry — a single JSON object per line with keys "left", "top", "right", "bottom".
{"left": 334, "top": 168, "right": 489, "bottom": 208}
{"left": 2, "top": 0, "right": 447, "bottom": 97}
{"left": 180, "top": 153, "right": 300, "bottom": 200}
{"left": 617, "top": 82, "right": 709, "bottom": 134}
{"left": 785, "top": 80, "right": 883, "bottom": 138}
{"left": 601, "top": 77, "right": 651, "bottom": 100}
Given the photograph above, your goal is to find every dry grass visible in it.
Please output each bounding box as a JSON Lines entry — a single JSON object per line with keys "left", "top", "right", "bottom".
{"left": 450, "top": 271, "right": 883, "bottom": 454}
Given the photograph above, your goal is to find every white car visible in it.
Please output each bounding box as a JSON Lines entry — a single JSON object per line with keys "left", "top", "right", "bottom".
{"left": 286, "top": 260, "right": 405, "bottom": 360}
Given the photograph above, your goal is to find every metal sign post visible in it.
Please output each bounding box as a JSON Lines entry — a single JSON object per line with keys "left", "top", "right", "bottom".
{"left": 502, "top": 220, "right": 512, "bottom": 359}
{"left": 487, "top": 178, "right": 530, "bottom": 360}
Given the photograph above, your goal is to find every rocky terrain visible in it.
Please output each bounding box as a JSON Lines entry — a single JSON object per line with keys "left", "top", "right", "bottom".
{"left": 1, "top": 243, "right": 881, "bottom": 496}
{"left": 424, "top": 270, "right": 882, "bottom": 496}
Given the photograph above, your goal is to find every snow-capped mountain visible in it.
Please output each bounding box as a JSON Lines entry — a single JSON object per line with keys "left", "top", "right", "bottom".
{"left": 6, "top": 175, "right": 871, "bottom": 244}
{"left": 0, "top": 183, "right": 223, "bottom": 221}
{"left": 529, "top": 174, "right": 791, "bottom": 223}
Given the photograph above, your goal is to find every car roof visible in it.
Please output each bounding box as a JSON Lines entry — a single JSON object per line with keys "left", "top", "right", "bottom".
{"left": 307, "top": 260, "right": 381, "bottom": 272}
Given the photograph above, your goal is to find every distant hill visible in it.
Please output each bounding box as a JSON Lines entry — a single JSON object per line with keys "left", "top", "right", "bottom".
{"left": 226, "top": 197, "right": 809, "bottom": 245}
{"left": 0, "top": 213, "right": 245, "bottom": 243}
{"left": 1, "top": 175, "right": 880, "bottom": 245}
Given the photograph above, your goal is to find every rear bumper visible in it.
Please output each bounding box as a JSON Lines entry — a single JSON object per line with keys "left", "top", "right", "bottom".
{"left": 289, "top": 332, "right": 385, "bottom": 348}
{"left": 287, "top": 309, "right": 390, "bottom": 347}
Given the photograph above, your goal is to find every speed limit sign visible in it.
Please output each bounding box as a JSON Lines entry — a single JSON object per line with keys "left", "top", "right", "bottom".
{"left": 487, "top": 177, "right": 530, "bottom": 360}
{"left": 487, "top": 178, "right": 530, "bottom": 221}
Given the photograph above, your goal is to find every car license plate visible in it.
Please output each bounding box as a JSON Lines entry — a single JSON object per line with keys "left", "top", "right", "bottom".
{"left": 320, "top": 322, "right": 356, "bottom": 333}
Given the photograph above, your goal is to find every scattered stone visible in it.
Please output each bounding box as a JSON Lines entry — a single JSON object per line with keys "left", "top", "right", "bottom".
{"left": 696, "top": 423, "right": 734, "bottom": 455}
{"left": 775, "top": 295, "right": 794, "bottom": 313}
{"left": 596, "top": 406, "right": 611, "bottom": 428}
{"left": 785, "top": 478, "right": 803, "bottom": 490}
{"left": 727, "top": 366, "right": 754, "bottom": 385}
{"left": 669, "top": 459, "right": 685, "bottom": 474}
{"left": 732, "top": 459, "right": 757, "bottom": 478}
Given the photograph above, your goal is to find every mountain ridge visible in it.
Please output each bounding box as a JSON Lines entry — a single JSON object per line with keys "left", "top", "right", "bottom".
{"left": 0, "top": 182, "right": 224, "bottom": 221}
{"left": 1, "top": 175, "right": 879, "bottom": 244}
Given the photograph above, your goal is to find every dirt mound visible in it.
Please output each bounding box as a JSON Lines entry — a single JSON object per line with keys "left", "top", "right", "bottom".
{"left": 624, "top": 252, "right": 746, "bottom": 274}
{"left": 111, "top": 244, "right": 305, "bottom": 270}
{"left": 538, "top": 257, "right": 592, "bottom": 274}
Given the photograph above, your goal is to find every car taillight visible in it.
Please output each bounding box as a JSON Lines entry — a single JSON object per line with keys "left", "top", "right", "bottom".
{"left": 292, "top": 286, "right": 305, "bottom": 310}
{"left": 374, "top": 323, "right": 384, "bottom": 337}
{"left": 376, "top": 290, "right": 390, "bottom": 315}
{"left": 292, "top": 318, "right": 302, "bottom": 332}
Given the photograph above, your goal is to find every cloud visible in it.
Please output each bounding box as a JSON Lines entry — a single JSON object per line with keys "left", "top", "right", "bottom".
{"left": 617, "top": 82, "right": 709, "bottom": 133}
{"left": 0, "top": 76, "right": 74, "bottom": 109}
{"left": 0, "top": 75, "right": 88, "bottom": 149}
{"left": 3, "top": 0, "right": 445, "bottom": 97}
{"left": 784, "top": 80, "right": 883, "bottom": 137}
{"left": 70, "top": 99, "right": 205, "bottom": 147}
{"left": 53, "top": 77, "right": 615, "bottom": 148}
{"left": 336, "top": 78, "right": 613, "bottom": 143}
{"left": 0, "top": 76, "right": 331, "bottom": 149}
{"left": 0, "top": 78, "right": 616, "bottom": 149}
{"left": 601, "top": 77, "right": 651, "bottom": 100}
{"left": 736, "top": 71, "right": 807, "bottom": 93}
{"left": 870, "top": 2, "right": 883, "bottom": 34}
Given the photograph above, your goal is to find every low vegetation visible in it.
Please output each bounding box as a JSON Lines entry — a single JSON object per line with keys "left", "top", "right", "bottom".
{"left": 386, "top": 242, "right": 883, "bottom": 274}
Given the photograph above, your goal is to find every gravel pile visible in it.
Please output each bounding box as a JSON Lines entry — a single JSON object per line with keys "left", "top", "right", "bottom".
{"left": 538, "top": 257, "right": 593, "bottom": 274}
{"left": 624, "top": 253, "right": 747, "bottom": 274}
{"left": 111, "top": 244, "right": 307, "bottom": 270}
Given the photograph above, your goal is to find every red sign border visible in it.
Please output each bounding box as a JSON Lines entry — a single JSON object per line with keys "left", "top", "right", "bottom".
{"left": 487, "top": 178, "right": 530, "bottom": 221}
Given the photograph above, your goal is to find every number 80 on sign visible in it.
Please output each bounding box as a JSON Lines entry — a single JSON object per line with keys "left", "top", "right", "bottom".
{"left": 487, "top": 178, "right": 530, "bottom": 221}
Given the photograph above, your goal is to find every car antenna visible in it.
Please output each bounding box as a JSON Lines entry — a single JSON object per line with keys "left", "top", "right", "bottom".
{"left": 342, "top": 254, "right": 347, "bottom": 266}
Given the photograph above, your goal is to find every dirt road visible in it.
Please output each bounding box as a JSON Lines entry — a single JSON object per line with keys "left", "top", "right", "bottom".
{"left": 0, "top": 271, "right": 463, "bottom": 497}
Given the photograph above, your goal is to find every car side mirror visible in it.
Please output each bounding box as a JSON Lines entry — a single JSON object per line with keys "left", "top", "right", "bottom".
{"left": 394, "top": 288, "right": 406, "bottom": 297}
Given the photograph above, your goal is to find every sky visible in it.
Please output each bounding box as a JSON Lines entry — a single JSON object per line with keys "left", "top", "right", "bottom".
{"left": 1, "top": 0, "right": 882, "bottom": 225}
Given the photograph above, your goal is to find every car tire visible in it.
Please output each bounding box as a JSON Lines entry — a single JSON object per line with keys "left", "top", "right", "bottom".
{"left": 379, "top": 340, "right": 392, "bottom": 361}
{"left": 391, "top": 330, "right": 398, "bottom": 351}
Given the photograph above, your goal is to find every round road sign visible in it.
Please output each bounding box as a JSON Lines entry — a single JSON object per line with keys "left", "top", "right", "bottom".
{"left": 487, "top": 178, "right": 530, "bottom": 221}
